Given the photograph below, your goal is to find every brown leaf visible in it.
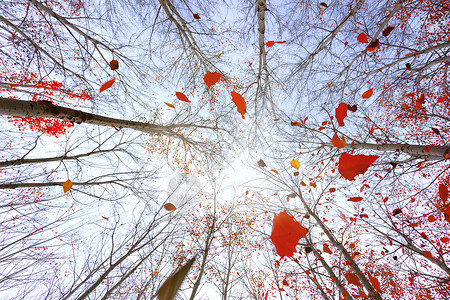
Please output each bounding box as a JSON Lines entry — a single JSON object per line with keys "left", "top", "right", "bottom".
{"left": 157, "top": 257, "right": 196, "bottom": 300}
{"left": 63, "top": 179, "right": 73, "bottom": 193}
{"left": 257, "top": 159, "right": 266, "bottom": 167}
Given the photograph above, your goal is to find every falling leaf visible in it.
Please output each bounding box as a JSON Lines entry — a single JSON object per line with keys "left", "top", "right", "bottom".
{"left": 392, "top": 208, "right": 402, "bottom": 216}
{"left": 331, "top": 133, "right": 346, "bottom": 148}
{"left": 291, "top": 121, "right": 300, "bottom": 126}
{"left": 323, "top": 243, "right": 332, "bottom": 254}
{"left": 175, "top": 92, "right": 191, "bottom": 103}
{"left": 203, "top": 72, "right": 221, "bottom": 87}
{"left": 164, "top": 203, "right": 177, "bottom": 211}
{"left": 287, "top": 193, "right": 297, "bottom": 198}
{"left": 365, "top": 39, "right": 380, "bottom": 51}
{"left": 282, "top": 279, "right": 289, "bottom": 286}
{"left": 348, "top": 197, "right": 363, "bottom": 202}
{"left": 432, "top": 127, "right": 440, "bottom": 135}
{"left": 437, "top": 95, "right": 447, "bottom": 103}
{"left": 231, "top": 91, "right": 246, "bottom": 119}
{"left": 428, "top": 215, "right": 437, "bottom": 222}
{"left": 360, "top": 214, "right": 369, "bottom": 218}
{"left": 157, "top": 257, "right": 196, "bottom": 300}
{"left": 345, "top": 272, "right": 362, "bottom": 287}
{"left": 100, "top": 78, "right": 116, "bottom": 92}
{"left": 424, "top": 146, "right": 430, "bottom": 152}
{"left": 193, "top": 13, "right": 201, "bottom": 19}
{"left": 368, "top": 273, "right": 382, "bottom": 294}
{"left": 329, "top": 188, "right": 336, "bottom": 193}
{"left": 335, "top": 103, "right": 348, "bottom": 126}
{"left": 102, "top": 216, "right": 109, "bottom": 220}
{"left": 305, "top": 246, "right": 313, "bottom": 254}
{"left": 275, "top": 41, "right": 286, "bottom": 44}
{"left": 266, "top": 41, "right": 275, "bottom": 47}
{"left": 382, "top": 26, "right": 395, "bottom": 37}
{"left": 165, "top": 102, "right": 175, "bottom": 108}
{"left": 271, "top": 169, "right": 279, "bottom": 174}
{"left": 338, "top": 210, "right": 349, "bottom": 224}
{"left": 257, "top": 159, "right": 266, "bottom": 167}
{"left": 441, "top": 237, "right": 450, "bottom": 243}
{"left": 362, "top": 88, "right": 373, "bottom": 98}
{"left": 290, "top": 158, "right": 300, "bottom": 170}
{"left": 439, "top": 184, "right": 448, "bottom": 203}
{"left": 270, "top": 210, "right": 308, "bottom": 258}
{"left": 63, "top": 179, "right": 73, "bottom": 193}
{"left": 293, "top": 171, "right": 299, "bottom": 176}
{"left": 338, "top": 152, "right": 379, "bottom": 181}
{"left": 320, "top": 2, "right": 328, "bottom": 7}
{"left": 109, "top": 60, "right": 119, "bottom": 70}
{"left": 357, "top": 32, "right": 368, "bottom": 43}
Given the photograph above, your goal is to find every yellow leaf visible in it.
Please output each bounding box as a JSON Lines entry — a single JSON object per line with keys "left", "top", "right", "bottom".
{"left": 63, "top": 179, "right": 72, "bottom": 193}
{"left": 271, "top": 169, "right": 279, "bottom": 174}
{"left": 290, "top": 159, "right": 300, "bottom": 170}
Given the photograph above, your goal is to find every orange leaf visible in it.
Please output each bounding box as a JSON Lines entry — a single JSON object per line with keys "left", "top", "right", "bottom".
{"left": 345, "top": 272, "right": 361, "bottom": 287}
{"left": 271, "top": 169, "right": 279, "bottom": 174}
{"left": 203, "top": 72, "right": 221, "bottom": 87}
{"left": 331, "top": 133, "right": 346, "bottom": 148}
{"left": 291, "top": 121, "right": 300, "bottom": 126}
{"left": 368, "top": 273, "right": 382, "bottom": 294}
{"left": 357, "top": 32, "right": 368, "bottom": 43}
{"left": 63, "top": 179, "right": 73, "bottom": 193}
{"left": 175, "top": 92, "right": 190, "bottom": 103}
{"left": 338, "top": 152, "right": 379, "bottom": 181}
{"left": 335, "top": 103, "right": 348, "bottom": 126}
{"left": 348, "top": 197, "right": 363, "bottom": 202}
{"left": 165, "top": 102, "right": 175, "bottom": 108}
{"left": 100, "top": 78, "right": 116, "bottom": 92}
{"left": 102, "top": 216, "right": 109, "bottom": 220}
{"left": 323, "top": 243, "right": 332, "bottom": 254}
{"left": 270, "top": 210, "right": 308, "bottom": 258}
{"left": 439, "top": 184, "right": 448, "bottom": 203}
{"left": 231, "top": 91, "right": 246, "bottom": 119}
{"left": 362, "top": 88, "right": 373, "bottom": 98}
{"left": 164, "top": 203, "right": 177, "bottom": 211}
{"left": 109, "top": 60, "right": 119, "bottom": 70}
{"left": 266, "top": 41, "right": 275, "bottom": 47}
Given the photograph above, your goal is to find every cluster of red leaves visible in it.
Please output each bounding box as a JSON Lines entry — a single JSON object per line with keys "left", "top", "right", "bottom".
{"left": 8, "top": 116, "right": 74, "bottom": 137}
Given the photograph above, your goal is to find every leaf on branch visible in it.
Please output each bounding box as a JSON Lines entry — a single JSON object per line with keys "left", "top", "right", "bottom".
{"left": 290, "top": 158, "right": 300, "bottom": 170}
{"left": 266, "top": 41, "right": 275, "bottom": 47}
{"left": 440, "top": 184, "right": 448, "bottom": 203}
{"left": 109, "top": 60, "right": 119, "bottom": 70}
{"left": 335, "top": 103, "right": 348, "bottom": 126}
{"left": 382, "top": 26, "right": 395, "bottom": 37}
{"left": 368, "top": 273, "right": 382, "bottom": 293}
{"left": 165, "top": 102, "right": 175, "bottom": 108}
{"left": 231, "top": 91, "right": 246, "bottom": 119}
{"left": 100, "top": 78, "right": 116, "bottom": 92}
{"left": 362, "top": 88, "right": 373, "bottom": 98}
{"left": 291, "top": 121, "right": 300, "bottom": 126}
{"left": 157, "top": 257, "right": 196, "bottom": 300}
{"left": 270, "top": 211, "right": 308, "bottom": 258}
{"left": 102, "top": 216, "right": 109, "bottom": 220}
{"left": 331, "top": 133, "right": 346, "bottom": 148}
{"left": 345, "top": 272, "right": 362, "bottom": 287}
{"left": 63, "top": 179, "right": 73, "bottom": 193}
{"left": 323, "top": 243, "right": 332, "bottom": 254}
{"left": 365, "top": 39, "right": 380, "bottom": 51}
{"left": 164, "top": 203, "right": 177, "bottom": 211}
{"left": 392, "top": 208, "right": 402, "bottom": 216}
{"left": 175, "top": 92, "right": 190, "bottom": 103}
{"left": 338, "top": 152, "right": 379, "bottom": 181}
{"left": 203, "top": 72, "right": 221, "bottom": 87}
{"left": 357, "top": 32, "right": 368, "bottom": 43}
{"left": 193, "top": 14, "right": 201, "bottom": 19}
{"left": 348, "top": 104, "right": 357, "bottom": 112}
{"left": 348, "top": 197, "right": 363, "bottom": 202}
{"left": 257, "top": 159, "right": 266, "bottom": 167}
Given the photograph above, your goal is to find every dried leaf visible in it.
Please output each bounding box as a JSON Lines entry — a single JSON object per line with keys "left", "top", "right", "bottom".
{"left": 338, "top": 152, "right": 379, "bottom": 181}
{"left": 366, "top": 39, "right": 380, "bottom": 51}
{"left": 290, "top": 158, "right": 300, "bottom": 170}
{"left": 345, "top": 272, "right": 362, "bottom": 287}
{"left": 193, "top": 14, "right": 201, "bottom": 19}
{"left": 257, "top": 159, "right": 266, "bottom": 167}
{"left": 323, "top": 243, "right": 332, "bottom": 254}
{"left": 175, "top": 92, "right": 191, "bottom": 103}
{"left": 287, "top": 193, "right": 297, "bottom": 198}
{"left": 157, "top": 257, "right": 196, "bottom": 300}
{"left": 382, "top": 26, "right": 395, "bottom": 37}
{"left": 392, "top": 208, "right": 402, "bottom": 216}
{"left": 203, "top": 72, "right": 221, "bottom": 87}
{"left": 275, "top": 41, "right": 286, "bottom": 44}
{"left": 164, "top": 203, "right": 177, "bottom": 211}
{"left": 63, "top": 179, "right": 73, "bottom": 193}
{"left": 348, "top": 104, "right": 357, "bottom": 112}
{"left": 109, "top": 60, "right": 119, "bottom": 70}
{"left": 320, "top": 2, "right": 328, "bottom": 7}
{"left": 100, "top": 78, "right": 116, "bottom": 92}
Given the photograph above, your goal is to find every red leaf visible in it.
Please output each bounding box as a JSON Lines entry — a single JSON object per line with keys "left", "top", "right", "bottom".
{"left": 437, "top": 95, "right": 447, "bottom": 103}
{"left": 362, "top": 88, "right": 373, "bottom": 98}
{"left": 357, "top": 32, "right": 368, "bottom": 43}
{"left": 445, "top": 206, "right": 450, "bottom": 224}
{"left": 100, "top": 78, "right": 116, "bottom": 92}
{"left": 323, "top": 243, "right": 332, "bottom": 254}
{"left": 382, "top": 26, "right": 395, "bottom": 37}
{"left": 338, "top": 153, "right": 379, "bottom": 181}
{"left": 423, "top": 250, "right": 432, "bottom": 258}
{"left": 282, "top": 279, "right": 289, "bottom": 286}
{"left": 193, "top": 13, "right": 201, "bottom": 19}
{"left": 345, "top": 272, "right": 361, "bottom": 287}
{"left": 368, "top": 273, "right": 382, "bottom": 294}
{"left": 428, "top": 215, "right": 437, "bottom": 222}
{"left": 231, "top": 91, "right": 247, "bottom": 119}
{"left": 102, "top": 216, "right": 109, "bottom": 220}
{"left": 203, "top": 72, "right": 221, "bottom": 87}
{"left": 348, "top": 104, "right": 357, "bottom": 112}
{"left": 270, "top": 210, "right": 308, "bottom": 258}
{"left": 164, "top": 203, "right": 177, "bottom": 211}
{"left": 175, "top": 92, "right": 191, "bottom": 103}
{"left": 392, "top": 208, "right": 402, "bottom": 216}
{"left": 320, "top": 2, "right": 328, "bottom": 7}
{"left": 348, "top": 197, "right": 363, "bottom": 202}
{"left": 439, "top": 184, "right": 448, "bottom": 203}
{"left": 291, "top": 121, "right": 300, "bottom": 126}
{"left": 266, "top": 41, "right": 275, "bottom": 47}
{"left": 365, "top": 39, "right": 380, "bottom": 51}
{"left": 424, "top": 146, "right": 430, "bottom": 152}
{"left": 335, "top": 103, "right": 348, "bottom": 126}
{"left": 275, "top": 41, "right": 286, "bottom": 44}
{"left": 331, "top": 133, "right": 346, "bottom": 148}
{"left": 109, "top": 60, "right": 119, "bottom": 70}
{"left": 441, "top": 237, "right": 450, "bottom": 243}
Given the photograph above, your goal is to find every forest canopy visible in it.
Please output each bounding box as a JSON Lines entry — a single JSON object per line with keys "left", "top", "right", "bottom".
{"left": 0, "top": 0, "right": 449, "bottom": 299}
